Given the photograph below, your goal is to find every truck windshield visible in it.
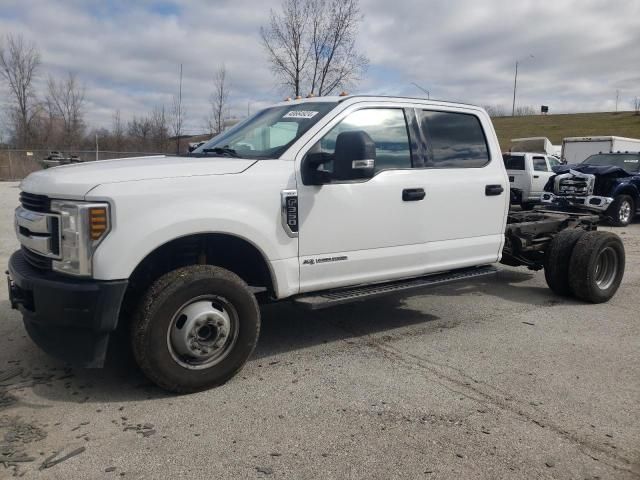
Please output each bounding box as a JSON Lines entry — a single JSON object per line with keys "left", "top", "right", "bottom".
{"left": 582, "top": 153, "right": 640, "bottom": 172}
{"left": 192, "top": 102, "right": 337, "bottom": 159}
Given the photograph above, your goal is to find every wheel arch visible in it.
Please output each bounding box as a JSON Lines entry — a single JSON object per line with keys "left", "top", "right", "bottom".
{"left": 612, "top": 183, "right": 640, "bottom": 201}
{"left": 119, "top": 232, "right": 277, "bottom": 325}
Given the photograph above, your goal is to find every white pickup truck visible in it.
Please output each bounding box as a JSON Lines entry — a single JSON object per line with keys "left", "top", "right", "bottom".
{"left": 503, "top": 152, "right": 562, "bottom": 209}
{"left": 7, "top": 96, "right": 626, "bottom": 393}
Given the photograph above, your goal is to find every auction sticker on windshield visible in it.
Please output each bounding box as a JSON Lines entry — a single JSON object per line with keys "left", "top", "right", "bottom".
{"left": 283, "top": 111, "right": 319, "bottom": 119}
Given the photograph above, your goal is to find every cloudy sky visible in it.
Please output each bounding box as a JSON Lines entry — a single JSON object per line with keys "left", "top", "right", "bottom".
{"left": 1, "top": 0, "right": 639, "bottom": 135}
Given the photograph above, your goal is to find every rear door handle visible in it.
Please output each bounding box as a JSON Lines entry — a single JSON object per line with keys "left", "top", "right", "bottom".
{"left": 402, "top": 188, "right": 426, "bottom": 201}
{"left": 533, "top": 175, "right": 540, "bottom": 178}
{"left": 485, "top": 184, "right": 504, "bottom": 196}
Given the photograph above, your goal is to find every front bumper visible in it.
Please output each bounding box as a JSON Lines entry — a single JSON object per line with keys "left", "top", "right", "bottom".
{"left": 540, "top": 193, "right": 613, "bottom": 212}
{"left": 7, "top": 250, "right": 128, "bottom": 367}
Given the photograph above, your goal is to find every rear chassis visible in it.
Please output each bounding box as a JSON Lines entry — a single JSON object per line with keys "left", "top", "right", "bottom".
{"left": 502, "top": 209, "right": 599, "bottom": 270}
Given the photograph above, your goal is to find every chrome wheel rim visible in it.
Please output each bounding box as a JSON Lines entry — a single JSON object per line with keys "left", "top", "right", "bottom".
{"left": 618, "top": 200, "right": 632, "bottom": 224}
{"left": 594, "top": 246, "right": 619, "bottom": 290}
{"left": 167, "top": 295, "right": 239, "bottom": 370}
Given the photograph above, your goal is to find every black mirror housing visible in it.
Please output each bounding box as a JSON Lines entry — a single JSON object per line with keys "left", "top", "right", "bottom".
{"left": 333, "top": 130, "right": 376, "bottom": 180}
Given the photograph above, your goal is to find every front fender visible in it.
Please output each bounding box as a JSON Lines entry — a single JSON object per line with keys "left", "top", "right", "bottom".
{"left": 611, "top": 181, "right": 640, "bottom": 200}
{"left": 87, "top": 173, "right": 298, "bottom": 282}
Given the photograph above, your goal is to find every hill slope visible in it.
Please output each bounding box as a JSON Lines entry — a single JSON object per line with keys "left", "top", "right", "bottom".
{"left": 491, "top": 111, "right": 640, "bottom": 152}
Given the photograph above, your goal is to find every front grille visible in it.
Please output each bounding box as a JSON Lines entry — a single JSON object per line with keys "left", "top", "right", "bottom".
{"left": 557, "top": 178, "right": 590, "bottom": 196}
{"left": 21, "top": 246, "right": 52, "bottom": 271}
{"left": 19, "top": 192, "right": 51, "bottom": 213}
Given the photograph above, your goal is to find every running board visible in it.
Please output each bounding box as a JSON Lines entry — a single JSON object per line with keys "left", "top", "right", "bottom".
{"left": 292, "top": 265, "right": 498, "bottom": 310}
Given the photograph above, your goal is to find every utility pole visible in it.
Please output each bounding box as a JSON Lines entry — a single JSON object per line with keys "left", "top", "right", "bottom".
{"left": 176, "top": 63, "right": 183, "bottom": 155}
{"left": 511, "top": 61, "right": 519, "bottom": 116}
{"left": 512, "top": 55, "right": 534, "bottom": 117}
{"left": 615, "top": 89, "right": 620, "bottom": 113}
{"left": 95, "top": 133, "right": 99, "bottom": 161}
{"left": 411, "top": 82, "right": 430, "bottom": 99}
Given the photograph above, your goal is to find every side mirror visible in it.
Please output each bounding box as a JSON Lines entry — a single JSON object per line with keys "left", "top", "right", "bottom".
{"left": 333, "top": 130, "right": 376, "bottom": 181}
{"left": 301, "top": 151, "right": 333, "bottom": 185}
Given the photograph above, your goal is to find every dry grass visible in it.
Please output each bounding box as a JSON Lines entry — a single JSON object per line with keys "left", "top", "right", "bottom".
{"left": 492, "top": 111, "right": 640, "bottom": 151}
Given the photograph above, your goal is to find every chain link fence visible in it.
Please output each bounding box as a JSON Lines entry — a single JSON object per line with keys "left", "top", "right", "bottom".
{"left": 0, "top": 150, "right": 164, "bottom": 180}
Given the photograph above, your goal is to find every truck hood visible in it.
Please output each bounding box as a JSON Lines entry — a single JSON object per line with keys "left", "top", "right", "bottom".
{"left": 552, "top": 163, "right": 632, "bottom": 177}
{"left": 20, "top": 155, "right": 257, "bottom": 198}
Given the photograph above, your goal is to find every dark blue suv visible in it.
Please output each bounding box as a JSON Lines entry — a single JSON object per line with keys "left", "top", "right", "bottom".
{"left": 542, "top": 152, "right": 640, "bottom": 226}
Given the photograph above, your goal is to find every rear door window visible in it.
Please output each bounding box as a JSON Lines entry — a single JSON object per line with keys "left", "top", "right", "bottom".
{"left": 503, "top": 154, "right": 525, "bottom": 170}
{"left": 532, "top": 156, "right": 549, "bottom": 172}
{"left": 419, "top": 111, "right": 490, "bottom": 168}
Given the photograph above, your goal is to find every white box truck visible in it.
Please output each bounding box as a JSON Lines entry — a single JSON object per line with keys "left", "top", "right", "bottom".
{"left": 510, "top": 137, "right": 561, "bottom": 157}
{"left": 562, "top": 136, "right": 640, "bottom": 164}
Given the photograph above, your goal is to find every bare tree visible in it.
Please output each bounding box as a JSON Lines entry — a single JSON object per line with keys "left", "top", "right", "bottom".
{"left": 515, "top": 105, "right": 537, "bottom": 116}
{"left": 261, "top": 0, "right": 311, "bottom": 97}
{"left": 261, "top": 0, "right": 368, "bottom": 96}
{"left": 150, "top": 105, "right": 169, "bottom": 152}
{"left": 47, "top": 72, "right": 86, "bottom": 149}
{"left": 170, "top": 94, "right": 185, "bottom": 154}
{"left": 307, "top": 0, "right": 367, "bottom": 95}
{"left": 112, "top": 109, "right": 125, "bottom": 152}
{"left": 482, "top": 104, "right": 507, "bottom": 118}
{"left": 207, "top": 65, "right": 230, "bottom": 135}
{"left": 0, "top": 33, "right": 41, "bottom": 147}
{"left": 127, "top": 115, "right": 152, "bottom": 151}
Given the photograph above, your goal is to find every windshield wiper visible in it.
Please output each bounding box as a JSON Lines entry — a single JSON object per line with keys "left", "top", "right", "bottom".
{"left": 202, "top": 147, "right": 239, "bottom": 157}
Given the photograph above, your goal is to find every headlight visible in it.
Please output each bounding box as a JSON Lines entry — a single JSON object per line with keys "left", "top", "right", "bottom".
{"left": 50, "top": 200, "right": 111, "bottom": 276}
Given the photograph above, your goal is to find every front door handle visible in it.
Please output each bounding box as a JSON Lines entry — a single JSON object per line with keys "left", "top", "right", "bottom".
{"left": 485, "top": 184, "right": 504, "bottom": 196}
{"left": 402, "top": 188, "right": 426, "bottom": 201}
{"left": 533, "top": 175, "right": 540, "bottom": 179}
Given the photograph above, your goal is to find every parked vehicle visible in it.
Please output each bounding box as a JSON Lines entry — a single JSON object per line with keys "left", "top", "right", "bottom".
{"left": 510, "top": 137, "right": 561, "bottom": 158}
{"left": 561, "top": 136, "right": 640, "bottom": 164}
{"left": 542, "top": 151, "right": 640, "bottom": 226}
{"left": 42, "top": 152, "right": 83, "bottom": 168}
{"left": 7, "top": 95, "right": 626, "bottom": 393}
{"left": 503, "top": 152, "right": 561, "bottom": 209}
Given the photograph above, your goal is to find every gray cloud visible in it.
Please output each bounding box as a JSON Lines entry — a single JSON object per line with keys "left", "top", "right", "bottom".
{"left": 1, "top": 0, "right": 638, "bottom": 134}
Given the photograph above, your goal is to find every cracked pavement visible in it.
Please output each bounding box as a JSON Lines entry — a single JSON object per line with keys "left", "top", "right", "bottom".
{"left": 0, "top": 181, "right": 639, "bottom": 479}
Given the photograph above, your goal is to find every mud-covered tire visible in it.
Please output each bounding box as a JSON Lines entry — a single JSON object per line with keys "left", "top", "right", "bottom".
{"left": 568, "top": 231, "right": 625, "bottom": 303}
{"left": 520, "top": 202, "right": 535, "bottom": 211}
{"left": 544, "top": 228, "right": 586, "bottom": 296}
{"left": 131, "top": 265, "right": 260, "bottom": 393}
{"left": 606, "top": 195, "right": 635, "bottom": 227}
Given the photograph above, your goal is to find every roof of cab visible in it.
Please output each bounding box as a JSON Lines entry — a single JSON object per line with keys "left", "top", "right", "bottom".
{"left": 270, "top": 94, "right": 483, "bottom": 111}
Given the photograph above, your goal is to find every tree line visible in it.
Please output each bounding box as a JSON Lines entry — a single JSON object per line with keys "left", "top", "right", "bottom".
{"left": 0, "top": 34, "right": 234, "bottom": 153}
{"left": 0, "top": 0, "right": 369, "bottom": 152}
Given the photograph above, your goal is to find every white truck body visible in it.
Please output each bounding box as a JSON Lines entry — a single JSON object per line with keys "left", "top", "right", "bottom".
{"left": 7, "top": 95, "right": 625, "bottom": 392}
{"left": 18, "top": 97, "right": 509, "bottom": 298}
{"left": 503, "top": 152, "right": 561, "bottom": 204}
{"left": 561, "top": 136, "right": 640, "bottom": 164}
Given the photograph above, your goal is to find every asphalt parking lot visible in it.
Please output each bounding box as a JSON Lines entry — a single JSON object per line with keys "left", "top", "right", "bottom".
{"left": 0, "top": 181, "right": 639, "bottom": 479}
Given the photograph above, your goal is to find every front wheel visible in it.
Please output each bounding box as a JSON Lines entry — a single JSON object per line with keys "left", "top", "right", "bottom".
{"left": 607, "top": 195, "right": 635, "bottom": 227}
{"left": 131, "top": 265, "right": 260, "bottom": 393}
{"left": 568, "top": 231, "right": 625, "bottom": 303}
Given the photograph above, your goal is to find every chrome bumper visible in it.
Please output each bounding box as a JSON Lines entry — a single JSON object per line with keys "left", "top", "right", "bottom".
{"left": 540, "top": 193, "right": 613, "bottom": 212}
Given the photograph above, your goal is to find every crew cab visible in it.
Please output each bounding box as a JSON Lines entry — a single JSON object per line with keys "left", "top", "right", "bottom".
{"left": 7, "top": 96, "right": 626, "bottom": 393}
{"left": 542, "top": 151, "right": 640, "bottom": 226}
{"left": 503, "top": 152, "right": 561, "bottom": 209}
